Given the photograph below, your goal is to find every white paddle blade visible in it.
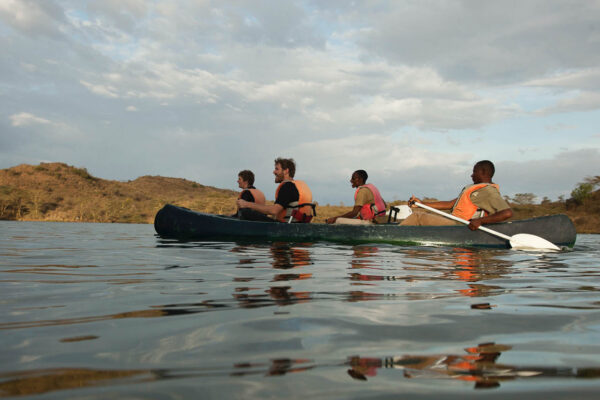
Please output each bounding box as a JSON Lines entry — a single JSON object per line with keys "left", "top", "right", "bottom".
{"left": 509, "top": 234, "right": 561, "bottom": 251}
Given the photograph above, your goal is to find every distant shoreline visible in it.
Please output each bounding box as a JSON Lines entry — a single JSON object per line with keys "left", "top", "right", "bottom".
{"left": 2, "top": 162, "right": 599, "bottom": 233}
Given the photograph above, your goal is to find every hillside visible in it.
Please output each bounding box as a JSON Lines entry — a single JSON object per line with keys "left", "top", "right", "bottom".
{"left": 508, "top": 192, "right": 599, "bottom": 234}
{"left": 0, "top": 163, "right": 238, "bottom": 223}
{"left": 0, "top": 162, "right": 598, "bottom": 233}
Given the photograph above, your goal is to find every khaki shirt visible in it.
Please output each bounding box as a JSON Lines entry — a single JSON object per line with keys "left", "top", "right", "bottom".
{"left": 354, "top": 187, "right": 387, "bottom": 223}
{"left": 470, "top": 185, "right": 511, "bottom": 214}
{"left": 354, "top": 187, "right": 374, "bottom": 207}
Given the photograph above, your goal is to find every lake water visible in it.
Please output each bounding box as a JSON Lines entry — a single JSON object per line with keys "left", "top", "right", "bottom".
{"left": 1, "top": 221, "right": 600, "bottom": 399}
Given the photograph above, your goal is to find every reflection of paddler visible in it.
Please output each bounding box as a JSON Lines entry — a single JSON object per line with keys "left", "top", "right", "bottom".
{"left": 346, "top": 290, "right": 384, "bottom": 302}
{"left": 267, "top": 358, "right": 314, "bottom": 376}
{"left": 349, "top": 272, "right": 384, "bottom": 281}
{"left": 451, "top": 247, "right": 481, "bottom": 287}
{"left": 268, "top": 286, "right": 311, "bottom": 305}
{"left": 350, "top": 245, "right": 380, "bottom": 269}
{"left": 272, "top": 273, "right": 312, "bottom": 282}
{"left": 448, "top": 248, "right": 505, "bottom": 298}
{"left": 270, "top": 243, "right": 312, "bottom": 269}
{"left": 347, "top": 356, "right": 382, "bottom": 380}
{"left": 347, "top": 342, "right": 512, "bottom": 386}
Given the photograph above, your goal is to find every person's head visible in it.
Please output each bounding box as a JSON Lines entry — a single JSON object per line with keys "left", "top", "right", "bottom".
{"left": 350, "top": 170, "right": 368, "bottom": 188}
{"left": 273, "top": 157, "right": 296, "bottom": 183}
{"left": 237, "top": 170, "right": 254, "bottom": 189}
{"left": 472, "top": 160, "right": 495, "bottom": 183}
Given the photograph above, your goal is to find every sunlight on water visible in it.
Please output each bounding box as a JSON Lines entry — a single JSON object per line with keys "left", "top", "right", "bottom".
{"left": 1, "top": 221, "right": 600, "bottom": 399}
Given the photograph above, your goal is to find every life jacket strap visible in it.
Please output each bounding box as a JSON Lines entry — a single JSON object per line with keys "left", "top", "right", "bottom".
{"left": 285, "top": 202, "right": 318, "bottom": 223}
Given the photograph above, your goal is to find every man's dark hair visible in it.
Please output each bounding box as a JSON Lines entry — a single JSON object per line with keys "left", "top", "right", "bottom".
{"left": 475, "top": 160, "right": 495, "bottom": 178}
{"left": 274, "top": 157, "right": 296, "bottom": 178}
{"left": 238, "top": 170, "right": 255, "bottom": 186}
{"left": 354, "top": 170, "right": 368, "bottom": 183}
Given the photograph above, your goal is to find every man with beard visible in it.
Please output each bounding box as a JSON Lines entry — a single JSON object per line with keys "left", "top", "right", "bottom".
{"left": 237, "top": 157, "right": 313, "bottom": 223}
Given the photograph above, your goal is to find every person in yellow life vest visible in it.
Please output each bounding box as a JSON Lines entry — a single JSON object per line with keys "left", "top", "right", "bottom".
{"left": 401, "top": 160, "right": 513, "bottom": 230}
{"left": 326, "top": 170, "right": 387, "bottom": 225}
{"left": 236, "top": 157, "right": 314, "bottom": 223}
{"left": 234, "top": 170, "right": 267, "bottom": 220}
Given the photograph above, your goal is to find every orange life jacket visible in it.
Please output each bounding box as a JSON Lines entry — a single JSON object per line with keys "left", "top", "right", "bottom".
{"left": 238, "top": 188, "right": 266, "bottom": 205}
{"left": 275, "top": 180, "right": 313, "bottom": 222}
{"left": 355, "top": 184, "right": 386, "bottom": 220}
{"left": 451, "top": 183, "right": 500, "bottom": 220}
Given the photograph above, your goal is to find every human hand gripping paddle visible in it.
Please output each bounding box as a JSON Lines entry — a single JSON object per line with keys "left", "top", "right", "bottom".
{"left": 412, "top": 201, "right": 560, "bottom": 251}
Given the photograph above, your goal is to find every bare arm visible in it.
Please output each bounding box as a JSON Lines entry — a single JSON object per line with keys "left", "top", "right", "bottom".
{"left": 237, "top": 199, "right": 284, "bottom": 217}
{"left": 408, "top": 196, "right": 457, "bottom": 210}
{"left": 326, "top": 205, "right": 362, "bottom": 224}
{"left": 468, "top": 208, "right": 513, "bottom": 230}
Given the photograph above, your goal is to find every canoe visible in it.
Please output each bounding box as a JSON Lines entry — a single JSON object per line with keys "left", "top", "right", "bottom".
{"left": 154, "top": 204, "right": 577, "bottom": 248}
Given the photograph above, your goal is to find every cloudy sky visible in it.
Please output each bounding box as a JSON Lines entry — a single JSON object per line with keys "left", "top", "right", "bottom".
{"left": 1, "top": 0, "right": 599, "bottom": 204}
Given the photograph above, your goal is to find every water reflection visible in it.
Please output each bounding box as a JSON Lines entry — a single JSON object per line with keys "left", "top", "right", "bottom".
{"left": 348, "top": 246, "right": 512, "bottom": 303}
{"left": 350, "top": 246, "right": 381, "bottom": 269}
{"left": 0, "top": 368, "right": 152, "bottom": 397}
{"left": 232, "top": 359, "right": 316, "bottom": 377}
{"left": 7, "top": 344, "right": 599, "bottom": 397}
{"left": 346, "top": 342, "right": 600, "bottom": 388}
{"left": 232, "top": 243, "right": 314, "bottom": 308}
{"left": 4, "top": 223, "right": 600, "bottom": 399}
{"left": 2, "top": 241, "right": 583, "bottom": 332}
{"left": 447, "top": 248, "right": 512, "bottom": 283}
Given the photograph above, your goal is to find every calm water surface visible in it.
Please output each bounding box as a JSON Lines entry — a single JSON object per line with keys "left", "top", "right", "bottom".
{"left": 1, "top": 221, "right": 600, "bottom": 399}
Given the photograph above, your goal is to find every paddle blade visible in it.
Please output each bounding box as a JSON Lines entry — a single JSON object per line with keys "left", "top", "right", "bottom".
{"left": 509, "top": 234, "right": 561, "bottom": 251}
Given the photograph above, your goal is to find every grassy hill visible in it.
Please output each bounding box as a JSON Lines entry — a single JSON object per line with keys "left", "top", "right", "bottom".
{"left": 0, "top": 163, "right": 238, "bottom": 223}
{"left": 1, "top": 162, "right": 598, "bottom": 233}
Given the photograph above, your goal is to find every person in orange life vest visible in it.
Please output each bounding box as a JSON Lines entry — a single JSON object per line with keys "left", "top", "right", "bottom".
{"left": 326, "top": 170, "right": 387, "bottom": 225}
{"left": 237, "top": 170, "right": 265, "bottom": 204}
{"left": 402, "top": 160, "right": 513, "bottom": 230}
{"left": 234, "top": 170, "right": 267, "bottom": 219}
{"left": 236, "top": 157, "right": 313, "bottom": 223}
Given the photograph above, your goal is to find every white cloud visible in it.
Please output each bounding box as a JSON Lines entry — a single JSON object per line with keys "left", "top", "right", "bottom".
{"left": 1, "top": 0, "right": 599, "bottom": 205}
{"left": 80, "top": 80, "right": 119, "bottom": 98}
{"left": 527, "top": 69, "right": 600, "bottom": 91}
{"left": 355, "top": 1, "right": 600, "bottom": 84}
{"left": 10, "top": 112, "right": 52, "bottom": 127}
{"left": 0, "top": 0, "right": 65, "bottom": 37}
{"left": 293, "top": 133, "right": 471, "bottom": 188}
{"left": 537, "top": 92, "right": 600, "bottom": 115}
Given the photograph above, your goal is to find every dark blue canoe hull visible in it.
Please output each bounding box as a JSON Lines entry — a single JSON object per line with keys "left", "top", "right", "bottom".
{"left": 154, "top": 204, "right": 577, "bottom": 248}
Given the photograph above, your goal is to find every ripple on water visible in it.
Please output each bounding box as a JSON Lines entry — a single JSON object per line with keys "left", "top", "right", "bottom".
{"left": 1, "top": 222, "right": 599, "bottom": 398}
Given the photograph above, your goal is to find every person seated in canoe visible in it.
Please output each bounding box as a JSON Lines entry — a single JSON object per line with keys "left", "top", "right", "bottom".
{"left": 402, "top": 160, "right": 513, "bottom": 230}
{"left": 236, "top": 157, "right": 314, "bottom": 223}
{"left": 234, "top": 170, "right": 267, "bottom": 219}
{"left": 325, "top": 170, "right": 387, "bottom": 225}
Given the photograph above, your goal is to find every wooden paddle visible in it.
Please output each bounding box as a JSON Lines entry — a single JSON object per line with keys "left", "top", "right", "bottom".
{"left": 413, "top": 202, "right": 561, "bottom": 251}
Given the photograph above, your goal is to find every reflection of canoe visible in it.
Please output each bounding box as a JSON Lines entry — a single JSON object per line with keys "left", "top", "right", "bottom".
{"left": 154, "top": 204, "right": 577, "bottom": 248}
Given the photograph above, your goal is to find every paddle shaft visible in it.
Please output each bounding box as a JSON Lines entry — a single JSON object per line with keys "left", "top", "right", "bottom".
{"left": 413, "top": 202, "right": 512, "bottom": 241}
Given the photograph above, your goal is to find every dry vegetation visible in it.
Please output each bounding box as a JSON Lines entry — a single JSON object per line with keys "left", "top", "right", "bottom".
{"left": 1, "top": 163, "right": 598, "bottom": 233}
{"left": 0, "top": 163, "right": 238, "bottom": 224}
